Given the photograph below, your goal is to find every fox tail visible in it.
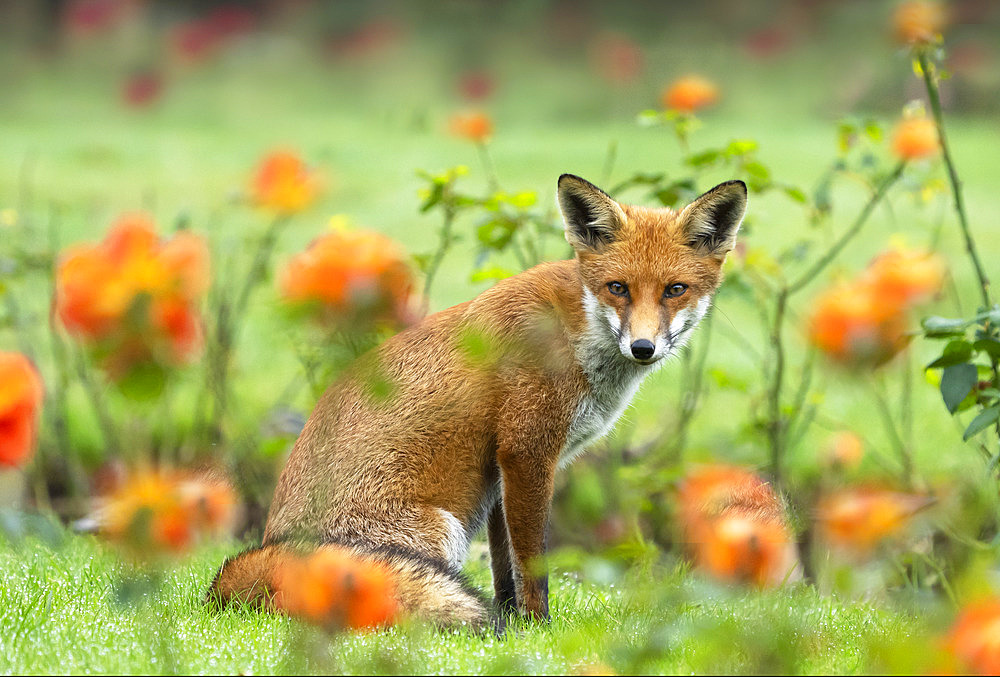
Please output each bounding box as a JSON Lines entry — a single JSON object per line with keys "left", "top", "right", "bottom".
{"left": 206, "top": 542, "right": 490, "bottom": 629}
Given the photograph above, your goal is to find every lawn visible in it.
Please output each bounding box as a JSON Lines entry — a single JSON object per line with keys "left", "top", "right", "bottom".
{"left": 0, "top": 530, "right": 926, "bottom": 674}
{"left": 1, "top": 2, "right": 999, "bottom": 674}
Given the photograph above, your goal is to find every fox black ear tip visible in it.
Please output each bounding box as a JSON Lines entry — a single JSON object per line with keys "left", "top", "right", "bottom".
{"left": 558, "top": 173, "right": 583, "bottom": 186}
{"left": 725, "top": 179, "right": 748, "bottom": 195}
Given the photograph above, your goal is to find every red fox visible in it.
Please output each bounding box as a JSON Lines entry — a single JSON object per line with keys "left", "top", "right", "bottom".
{"left": 208, "top": 174, "right": 747, "bottom": 628}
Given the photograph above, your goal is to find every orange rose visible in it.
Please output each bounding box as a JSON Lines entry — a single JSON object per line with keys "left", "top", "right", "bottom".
{"left": 891, "top": 116, "right": 939, "bottom": 161}
{"left": 449, "top": 112, "right": 493, "bottom": 143}
{"left": 661, "top": 75, "right": 719, "bottom": 113}
{"left": 866, "top": 248, "right": 944, "bottom": 306}
{"left": 826, "top": 431, "right": 864, "bottom": 469}
{"left": 817, "top": 487, "right": 932, "bottom": 553}
{"left": 892, "top": 1, "right": 947, "bottom": 46}
{"left": 100, "top": 471, "right": 238, "bottom": 554}
{"left": 809, "top": 247, "right": 944, "bottom": 367}
{"left": 0, "top": 352, "right": 44, "bottom": 468}
{"left": 55, "top": 215, "right": 209, "bottom": 376}
{"left": 808, "top": 281, "right": 908, "bottom": 367}
{"left": 280, "top": 229, "right": 413, "bottom": 328}
{"left": 274, "top": 546, "right": 397, "bottom": 630}
{"left": 678, "top": 465, "right": 796, "bottom": 587}
{"left": 946, "top": 598, "right": 1000, "bottom": 675}
{"left": 251, "top": 150, "right": 319, "bottom": 214}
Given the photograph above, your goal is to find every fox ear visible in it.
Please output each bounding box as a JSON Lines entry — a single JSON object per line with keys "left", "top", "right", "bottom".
{"left": 557, "top": 174, "right": 626, "bottom": 253}
{"left": 680, "top": 180, "right": 747, "bottom": 259}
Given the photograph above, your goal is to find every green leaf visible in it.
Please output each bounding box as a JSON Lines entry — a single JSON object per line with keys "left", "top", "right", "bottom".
{"left": 470, "top": 266, "right": 517, "bottom": 283}
{"left": 476, "top": 219, "right": 515, "bottom": 249}
{"left": 743, "top": 161, "right": 771, "bottom": 180}
{"left": 974, "top": 337, "right": 1000, "bottom": 359}
{"left": 922, "top": 315, "right": 970, "bottom": 338}
{"left": 963, "top": 405, "right": 1000, "bottom": 441}
{"left": 726, "top": 139, "right": 758, "bottom": 157}
{"left": 116, "top": 362, "right": 167, "bottom": 401}
{"left": 941, "top": 363, "right": 978, "bottom": 414}
{"left": 636, "top": 110, "right": 665, "bottom": 127}
{"left": 508, "top": 191, "right": 537, "bottom": 208}
{"left": 927, "top": 339, "right": 974, "bottom": 368}
{"left": 863, "top": 120, "right": 883, "bottom": 143}
{"left": 685, "top": 149, "right": 721, "bottom": 169}
{"left": 782, "top": 186, "right": 808, "bottom": 204}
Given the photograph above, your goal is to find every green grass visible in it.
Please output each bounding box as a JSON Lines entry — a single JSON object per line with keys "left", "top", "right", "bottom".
{"left": 0, "top": 531, "right": 924, "bottom": 675}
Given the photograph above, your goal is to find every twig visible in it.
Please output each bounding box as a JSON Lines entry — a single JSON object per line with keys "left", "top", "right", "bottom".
{"left": 421, "top": 202, "right": 457, "bottom": 314}
{"left": 917, "top": 51, "right": 991, "bottom": 308}
{"left": 871, "top": 377, "right": 914, "bottom": 488}
{"left": 786, "top": 162, "right": 905, "bottom": 296}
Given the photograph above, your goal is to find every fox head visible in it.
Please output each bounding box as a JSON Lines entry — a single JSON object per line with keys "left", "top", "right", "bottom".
{"left": 557, "top": 174, "right": 746, "bottom": 365}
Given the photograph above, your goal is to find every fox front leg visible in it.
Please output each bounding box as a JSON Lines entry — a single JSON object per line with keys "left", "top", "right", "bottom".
{"left": 497, "top": 455, "right": 556, "bottom": 621}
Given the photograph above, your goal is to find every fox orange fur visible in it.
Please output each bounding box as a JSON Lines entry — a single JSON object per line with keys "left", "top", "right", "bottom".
{"left": 208, "top": 174, "right": 748, "bottom": 628}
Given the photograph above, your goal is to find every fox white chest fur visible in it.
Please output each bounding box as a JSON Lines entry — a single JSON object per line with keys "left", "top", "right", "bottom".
{"left": 562, "top": 288, "right": 714, "bottom": 467}
{"left": 562, "top": 289, "right": 661, "bottom": 466}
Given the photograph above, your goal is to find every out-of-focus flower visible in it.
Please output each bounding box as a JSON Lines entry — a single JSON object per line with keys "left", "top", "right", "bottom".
{"left": 204, "top": 5, "right": 256, "bottom": 40}
{"left": 817, "top": 487, "right": 932, "bottom": 553}
{"left": 63, "top": 0, "right": 128, "bottom": 38}
{"left": 449, "top": 112, "right": 494, "bottom": 144}
{"left": 743, "top": 26, "right": 793, "bottom": 60}
{"left": 891, "top": 115, "right": 940, "bottom": 161}
{"left": 697, "top": 514, "right": 794, "bottom": 587}
{"left": 589, "top": 32, "right": 644, "bottom": 84}
{"left": 825, "top": 431, "right": 864, "bottom": 469}
{"left": 325, "top": 19, "right": 404, "bottom": 60}
{"left": 169, "top": 18, "right": 221, "bottom": 64}
{"left": 169, "top": 5, "right": 256, "bottom": 65}
{"left": 0, "top": 353, "right": 44, "bottom": 469}
{"left": 678, "top": 465, "right": 798, "bottom": 587}
{"left": 274, "top": 546, "right": 397, "bottom": 630}
{"left": 251, "top": 151, "right": 319, "bottom": 214}
{"left": 55, "top": 214, "right": 209, "bottom": 376}
{"left": 808, "top": 247, "right": 943, "bottom": 367}
{"left": 867, "top": 248, "right": 945, "bottom": 305}
{"left": 661, "top": 75, "right": 719, "bottom": 114}
{"left": 281, "top": 227, "right": 413, "bottom": 329}
{"left": 122, "top": 70, "right": 164, "bottom": 108}
{"left": 809, "top": 283, "right": 907, "bottom": 366}
{"left": 892, "top": 1, "right": 947, "bottom": 46}
{"left": 457, "top": 70, "right": 497, "bottom": 101}
{"left": 100, "top": 471, "right": 238, "bottom": 554}
{"left": 946, "top": 598, "right": 1000, "bottom": 675}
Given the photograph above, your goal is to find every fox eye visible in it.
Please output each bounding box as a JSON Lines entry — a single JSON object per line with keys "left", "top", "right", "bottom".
{"left": 607, "top": 281, "right": 628, "bottom": 297}
{"left": 664, "top": 283, "right": 688, "bottom": 298}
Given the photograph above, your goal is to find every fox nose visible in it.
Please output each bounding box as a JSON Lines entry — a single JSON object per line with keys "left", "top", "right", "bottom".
{"left": 630, "top": 339, "right": 655, "bottom": 360}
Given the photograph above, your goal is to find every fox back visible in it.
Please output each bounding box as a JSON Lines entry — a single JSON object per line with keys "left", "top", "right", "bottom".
{"left": 209, "top": 174, "right": 747, "bottom": 627}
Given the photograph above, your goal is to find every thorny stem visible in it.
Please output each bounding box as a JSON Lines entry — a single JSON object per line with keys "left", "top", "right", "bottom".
{"left": 207, "top": 216, "right": 286, "bottom": 442}
{"left": 872, "top": 378, "right": 914, "bottom": 489}
{"left": 767, "top": 288, "right": 789, "bottom": 481}
{"left": 766, "top": 164, "right": 905, "bottom": 483}
{"left": 74, "top": 351, "right": 122, "bottom": 459}
{"left": 917, "top": 50, "right": 991, "bottom": 309}
{"left": 918, "top": 49, "right": 1000, "bottom": 462}
{"left": 669, "top": 311, "right": 714, "bottom": 460}
{"left": 786, "top": 162, "right": 905, "bottom": 296}
{"left": 476, "top": 142, "right": 499, "bottom": 193}
{"left": 421, "top": 200, "right": 457, "bottom": 315}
